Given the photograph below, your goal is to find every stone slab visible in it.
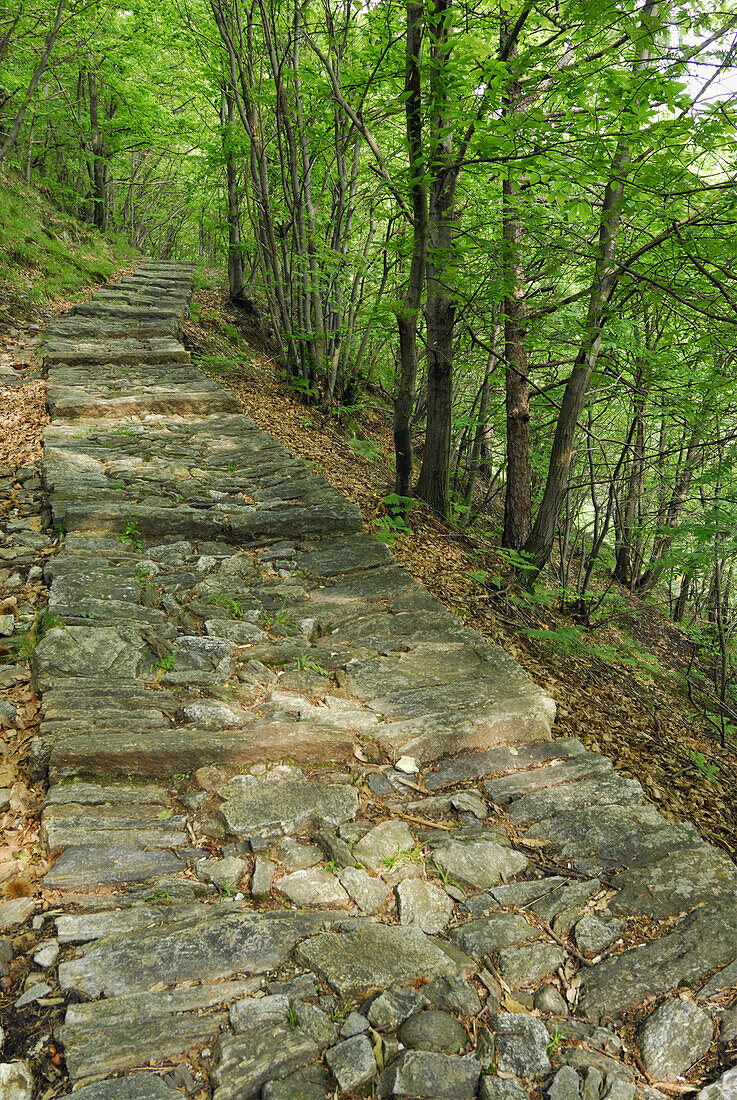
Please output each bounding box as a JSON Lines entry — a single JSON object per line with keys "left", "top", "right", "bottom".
{"left": 69, "top": 1075, "right": 178, "bottom": 1099}
{"left": 217, "top": 775, "right": 358, "bottom": 838}
{"left": 211, "top": 1027, "right": 319, "bottom": 1100}
{"left": 59, "top": 910, "right": 337, "bottom": 998}
{"left": 61, "top": 980, "right": 256, "bottom": 1081}
{"left": 44, "top": 845, "right": 185, "bottom": 889}
{"left": 295, "top": 923, "right": 475, "bottom": 999}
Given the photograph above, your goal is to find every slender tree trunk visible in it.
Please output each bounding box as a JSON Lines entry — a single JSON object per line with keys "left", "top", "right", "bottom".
{"left": 500, "top": 18, "right": 530, "bottom": 549}
{"left": 613, "top": 365, "right": 647, "bottom": 586}
{"left": 220, "top": 90, "right": 245, "bottom": 301}
{"left": 636, "top": 425, "right": 700, "bottom": 594}
{"left": 464, "top": 335, "right": 499, "bottom": 506}
{"left": 394, "top": 0, "right": 427, "bottom": 499}
{"left": 415, "top": 0, "right": 456, "bottom": 517}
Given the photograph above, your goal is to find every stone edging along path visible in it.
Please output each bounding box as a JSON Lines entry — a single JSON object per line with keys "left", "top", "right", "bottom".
{"left": 4, "top": 263, "right": 737, "bottom": 1099}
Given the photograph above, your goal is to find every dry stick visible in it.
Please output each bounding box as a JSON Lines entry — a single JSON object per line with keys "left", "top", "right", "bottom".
{"left": 395, "top": 811, "right": 453, "bottom": 831}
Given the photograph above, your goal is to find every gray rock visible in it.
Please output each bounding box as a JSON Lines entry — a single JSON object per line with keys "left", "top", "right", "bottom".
{"left": 182, "top": 700, "right": 250, "bottom": 727}
{"left": 397, "top": 1010, "right": 468, "bottom": 1053}
{"left": 69, "top": 1074, "right": 178, "bottom": 1099}
{"left": 290, "top": 1001, "right": 338, "bottom": 1048}
{"left": 43, "top": 844, "right": 185, "bottom": 889}
{"left": 424, "top": 975, "right": 482, "bottom": 1016}
{"left": 59, "top": 909, "right": 334, "bottom": 998}
{"left": 493, "top": 1013, "right": 551, "bottom": 1077}
{"left": 507, "top": 772, "right": 643, "bottom": 826}
{"left": 203, "top": 620, "right": 268, "bottom": 643}
{"left": 266, "top": 972, "right": 319, "bottom": 999}
{"left": 579, "top": 903, "right": 737, "bottom": 1018}
{"left": 718, "top": 1006, "right": 737, "bottom": 1044}
{"left": 378, "top": 1050, "right": 481, "bottom": 1098}
{"left": 0, "top": 615, "right": 15, "bottom": 637}
{"left": 32, "top": 940, "right": 59, "bottom": 968}
{"left": 0, "top": 897, "right": 38, "bottom": 932}
{"left": 574, "top": 914, "right": 624, "bottom": 955}
{"left": 548, "top": 1067, "right": 581, "bottom": 1098}
{"left": 451, "top": 790, "right": 488, "bottom": 818}
{"left": 32, "top": 625, "right": 148, "bottom": 689}
{"left": 367, "top": 985, "right": 429, "bottom": 1030}
{"left": 44, "top": 780, "right": 169, "bottom": 806}
{"left": 251, "top": 857, "right": 276, "bottom": 897}
{"left": 230, "top": 993, "right": 289, "bottom": 1033}
{"left": 340, "top": 1011, "right": 371, "bottom": 1038}
{"left": 275, "top": 837, "right": 323, "bottom": 871}
{"left": 699, "top": 958, "right": 737, "bottom": 1000}
{"left": 353, "top": 819, "right": 416, "bottom": 874}
{"left": 696, "top": 1067, "right": 737, "bottom": 1099}
{"left": 276, "top": 868, "right": 350, "bottom": 908}
{"left": 325, "top": 1035, "right": 377, "bottom": 1092}
{"left": 497, "top": 943, "right": 566, "bottom": 988}
{"left": 14, "top": 982, "right": 52, "bottom": 1009}
{"left": 450, "top": 913, "right": 539, "bottom": 957}
{"left": 637, "top": 999, "right": 713, "bottom": 1079}
{"left": 218, "top": 775, "right": 358, "bottom": 838}
{"left": 296, "top": 923, "right": 474, "bottom": 1000}
{"left": 196, "top": 856, "right": 247, "bottom": 888}
{"left": 397, "top": 879, "right": 454, "bottom": 933}
{"left": 262, "top": 1065, "right": 333, "bottom": 1100}
{"left": 368, "top": 772, "right": 394, "bottom": 797}
{"left": 338, "top": 866, "right": 392, "bottom": 913}
{"left": 479, "top": 1080, "right": 531, "bottom": 1100}
{"left": 559, "top": 1048, "right": 634, "bottom": 1084}
{"left": 610, "top": 848, "right": 737, "bottom": 920}
{"left": 0, "top": 1062, "right": 30, "bottom": 1100}
{"left": 534, "top": 984, "right": 568, "bottom": 1016}
{"left": 430, "top": 839, "right": 528, "bottom": 890}
{"left": 60, "top": 980, "right": 256, "bottom": 1081}
{"left": 211, "top": 1026, "right": 319, "bottom": 1100}
{"left": 315, "top": 829, "right": 358, "bottom": 869}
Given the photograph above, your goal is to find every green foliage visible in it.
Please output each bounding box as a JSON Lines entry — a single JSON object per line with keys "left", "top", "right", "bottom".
{"left": 209, "top": 592, "right": 244, "bottom": 618}
{"left": 686, "top": 750, "right": 721, "bottom": 784}
{"left": 120, "top": 514, "right": 143, "bottom": 551}
{"left": 0, "top": 172, "right": 135, "bottom": 311}
{"left": 150, "top": 653, "right": 176, "bottom": 674}
{"left": 348, "top": 437, "right": 382, "bottom": 463}
{"left": 295, "top": 654, "right": 328, "bottom": 675}
{"left": 373, "top": 494, "right": 414, "bottom": 545}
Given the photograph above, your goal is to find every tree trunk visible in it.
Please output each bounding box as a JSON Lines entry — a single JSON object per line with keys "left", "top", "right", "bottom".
{"left": 220, "top": 90, "right": 245, "bottom": 302}
{"left": 636, "top": 426, "right": 700, "bottom": 594}
{"left": 415, "top": 0, "right": 456, "bottom": 518}
{"left": 613, "top": 365, "right": 647, "bottom": 586}
{"left": 394, "top": 0, "right": 427, "bottom": 499}
{"left": 500, "top": 18, "right": 530, "bottom": 549}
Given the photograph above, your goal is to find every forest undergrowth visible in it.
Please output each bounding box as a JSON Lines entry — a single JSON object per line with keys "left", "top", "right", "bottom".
{"left": 184, "top": 277, "right": 737, "bottom": 865}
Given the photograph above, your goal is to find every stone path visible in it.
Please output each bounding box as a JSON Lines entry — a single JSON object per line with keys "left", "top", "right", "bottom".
{"left": 5, "top": 264, "right": 737, "bottom": 1098}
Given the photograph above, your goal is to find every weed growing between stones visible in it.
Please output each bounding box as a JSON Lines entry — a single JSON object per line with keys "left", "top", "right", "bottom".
{"left": 120, "top": 513, "right": 142, "bottom": 550}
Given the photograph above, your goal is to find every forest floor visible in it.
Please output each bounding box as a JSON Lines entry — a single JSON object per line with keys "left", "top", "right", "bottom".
{"left": 0, "top": 264, "right": 734, "bottom": 923}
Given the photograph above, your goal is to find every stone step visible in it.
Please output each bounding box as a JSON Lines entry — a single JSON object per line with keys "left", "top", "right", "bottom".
{"left": 44, "top": 336, "right": 190, "bottom": 367}
{"left": 48, "top": 316, "right": 181, "bottom": 340}
{"left": 58, "top": 908, "right": 339, "bottom": 999}
{"left": 60, "top": 980, "right": 258, "bottom": 1083}
{"left": 40, "top": 802, "right": 188, "bottom": 854}
{"left": 73, "top": 302, "right": 183, "bottom": 323}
